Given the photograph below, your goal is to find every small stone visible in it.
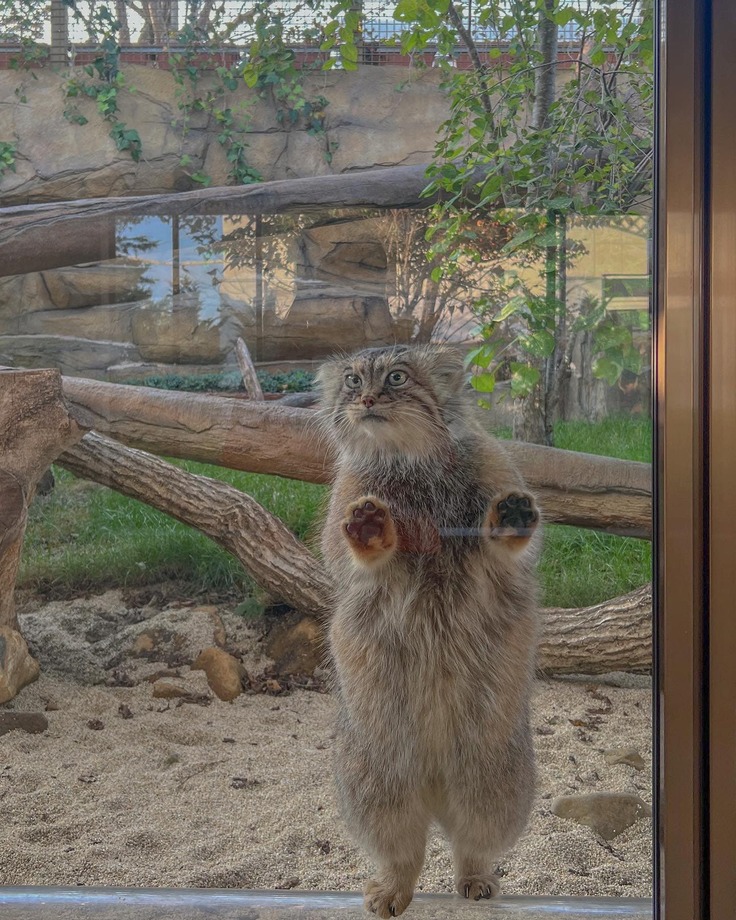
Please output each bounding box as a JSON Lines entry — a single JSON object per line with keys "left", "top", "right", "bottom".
{"left": 0, "top": 627, "right": 40, "bottom": 704}
{"left": 86, "top": 719, "right": 105, "bottom": 730}
{"left": 231, "top": 776, "right": 260, "bottom": 790}
{"left": 603, "top": 747, "right": 646, "bottom": 771}
{"left": 152, "top": 680, "right": 190, "bottom": 699}
{"left": 551, "top": 792, "right": 652, "bottom": 840}
{"left": 192, "top": 648, "right": 245, "bottom": 702}
{"left": 275, "top": 877, "right": 300, "bottom": 890}
{"left": 0, "top": 711, "right": 48, "bottom": 736}
{"left": 118, "top": 704, "right": 134, "bottom": 719}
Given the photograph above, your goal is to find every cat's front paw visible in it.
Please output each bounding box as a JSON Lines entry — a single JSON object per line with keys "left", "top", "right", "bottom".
{"left": 343, "top": 497, "right": 397, "bottom": 566}
{"left": 457, "top": 872, "right": 500, "bottom": 901}
{"left": 486, "top": 491, "right": 539, "bottom": 548}
{"left": 364, "top": 877, "right": 414, "bottom": 918}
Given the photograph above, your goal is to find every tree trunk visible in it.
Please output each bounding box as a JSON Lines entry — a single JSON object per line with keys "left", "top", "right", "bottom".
{"left": 538, "top": 585, "right": 652, "bottom": 674}
{"left": 531, "top": 0, "right": 558, "bottom": 131}
{"left": 516, "top": 2, "right": 559, "bottom": 447}
{"left": 58, "top": 433, "right": 331, "bottom": 620}
{"left": 0, "top": 369, "right": 86, "bottom": 701}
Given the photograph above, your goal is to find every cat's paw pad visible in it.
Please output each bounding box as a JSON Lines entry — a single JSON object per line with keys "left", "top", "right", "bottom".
{"left": 363, "top": 878, "right": 413, "bottom": 918}
{"left": 457, "top": 873, "right": 500, "bottom": 901}
{"left": 345, "top": 499, "right": 388, "bottom": 545}
{"left": 343, "top": 497, "right": 396, "bottom": 564}
{"left": 488, "top": 491, "right": 539, "bottom": 539}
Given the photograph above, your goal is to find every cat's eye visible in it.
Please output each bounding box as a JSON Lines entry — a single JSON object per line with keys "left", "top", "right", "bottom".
{"left": 345, "top": 373, "right": 362, "bottom": 389}
{"left": 386, "top": 371, "right": 408, "bottom": 387}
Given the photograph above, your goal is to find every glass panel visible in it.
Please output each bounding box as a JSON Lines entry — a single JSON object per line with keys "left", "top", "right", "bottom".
{"left": 0, "top": 1, "right": 654, "bottom": 914}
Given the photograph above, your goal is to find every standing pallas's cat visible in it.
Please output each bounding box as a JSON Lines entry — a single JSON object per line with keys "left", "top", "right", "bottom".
{"left": 317, "top": 345, "right": 541, "bottom": 919}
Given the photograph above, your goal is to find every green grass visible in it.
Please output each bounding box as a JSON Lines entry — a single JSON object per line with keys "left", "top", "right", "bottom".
{"left": 537, "top": 415, "right": 652, "bottom": 606}
{"left": 20, "top": 416, "right": 651, "bottom": 608}
{"left": 19, "top": 465, "right": 326, "bottom": 601}
{"left": 553, "top": 415, "right": 652, "bottom": 462}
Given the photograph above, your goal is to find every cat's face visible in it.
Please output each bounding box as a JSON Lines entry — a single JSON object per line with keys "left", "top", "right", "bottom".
{"left": 317, "top": 345, "right": 465, "bottom": 459}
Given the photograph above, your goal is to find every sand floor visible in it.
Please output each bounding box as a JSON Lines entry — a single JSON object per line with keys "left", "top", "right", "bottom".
{"left": 0, "top": 593, "right": 653, "bottom": 899}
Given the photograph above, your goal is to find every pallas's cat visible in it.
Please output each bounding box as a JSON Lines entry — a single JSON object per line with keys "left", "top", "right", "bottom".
{"left": 317, "top": 345, "right": 540, "bottom": 918}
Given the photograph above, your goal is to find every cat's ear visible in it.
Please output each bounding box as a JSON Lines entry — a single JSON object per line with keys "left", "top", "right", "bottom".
{"left": 315, "top": 354, "right": 348, "bottom": 405}
{"left": 421, "top": 346, "right": 465, "bottom": 403}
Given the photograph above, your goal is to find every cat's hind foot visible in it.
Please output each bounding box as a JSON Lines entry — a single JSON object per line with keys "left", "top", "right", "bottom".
{"left": 486, "top": 491, "right": 539, "bottom": 549}
{"left": 343, "top": 496, "right": 397, "bottom": 567}
{"left": 456, "top": 872, "right": 501, "bottom": 901}
{"left": 363, "top": 877, "right": 414, "bottom": 918}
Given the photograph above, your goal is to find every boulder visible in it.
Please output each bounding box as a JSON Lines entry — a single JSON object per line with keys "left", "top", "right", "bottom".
{"left": 40, "top": 261, "right": 148, "bottom": 310}
{"left": 0, "top": 334, "right": 141, "bottom": 379}
{"left": 0, "top": 628, "right": 40, "bottom": 704}
{"left": 192, "top": 647, "right": 245, "bottom": 701}
{"left": 603, "top": 748, "right": 647, "bottom": 771}
{"left": 274, "top": 289, "right": 396, "bottom": 360}
{"left": 130, "top": 293, "right": 232, "bottom": 364}
{"left": 551, "top": 792, "right": 652, "bottom": 840}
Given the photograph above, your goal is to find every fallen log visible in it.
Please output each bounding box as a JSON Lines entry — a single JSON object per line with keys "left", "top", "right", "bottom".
{"left": 61, "top": 375, "right": 652, "bottom": 539}
{"left": 58, "top": 432, "right": 331, "bottom": 620}
{"left": 0, "top": 164, "right": 436, "bottom": 277}
{"left": 57, "top": 432, "right": 651, "bottom": 675}
{"left": 538, "top": 585, "right": 652, "bottom": 674}
{"left": 0, "top": 369, "right": 86, "bottom": 701}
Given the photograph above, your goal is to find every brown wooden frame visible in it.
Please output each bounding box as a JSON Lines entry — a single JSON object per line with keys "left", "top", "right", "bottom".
{"left": 656, "top": 1, "right": 736, "bottom": 918}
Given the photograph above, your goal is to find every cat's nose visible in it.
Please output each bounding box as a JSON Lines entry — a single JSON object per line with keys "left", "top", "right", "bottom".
{"left": 361, "top": 395, "right": 376, "bottom": 408}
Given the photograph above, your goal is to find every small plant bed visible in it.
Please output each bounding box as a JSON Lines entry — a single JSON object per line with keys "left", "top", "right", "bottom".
{"left": 130, "top": 370, "right": 315, "bottom": 397}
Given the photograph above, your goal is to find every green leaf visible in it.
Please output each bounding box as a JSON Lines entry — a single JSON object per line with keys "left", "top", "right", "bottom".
{"left": 502, "top": 227, "right": 539, "bottom": 253}
{"left": 509, "top": 364, "right": 540, "bottom": 398}
{"left": 470, "top": 372, "right": 496, "bottom": 393}
{"left": 464, "top": 342, "right": 499, "bottom": 370}
{"left": 493, "top": 296, "right": 526, "bottom": 323}
{"left": 592, "top": 356, "right": 624, "bottom": 386}
{"left": 521, "top": 329, "right": 555, "bottom": 358}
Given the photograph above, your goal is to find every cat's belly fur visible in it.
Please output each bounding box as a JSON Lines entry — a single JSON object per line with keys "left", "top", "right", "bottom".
{"left": 329, "top": 573, "right": 537, "bottom": 791}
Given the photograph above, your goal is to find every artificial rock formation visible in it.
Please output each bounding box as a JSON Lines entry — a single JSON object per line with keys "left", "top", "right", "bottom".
{"left": 0, "top": 369, "right": 86, "bottom": 701}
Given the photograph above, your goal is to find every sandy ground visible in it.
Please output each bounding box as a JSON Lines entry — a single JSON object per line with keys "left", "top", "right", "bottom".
{"left": 0, "top": 593, "right": 652, "bottom": 899}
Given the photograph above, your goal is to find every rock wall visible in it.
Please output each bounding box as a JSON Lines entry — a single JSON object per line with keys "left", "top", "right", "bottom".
{"left": 0, "top": 65, "right": 449, "bottom": 205}
{"left": 0, "top": 65, "right": 447, "bottom": 372}
{"left": 0, "top": 212, "right": 411, "bottom": 376}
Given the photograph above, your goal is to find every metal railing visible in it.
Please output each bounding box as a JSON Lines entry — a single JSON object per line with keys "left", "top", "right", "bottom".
{"left": 0, "top": 1, "right": 643, "bottom": 59}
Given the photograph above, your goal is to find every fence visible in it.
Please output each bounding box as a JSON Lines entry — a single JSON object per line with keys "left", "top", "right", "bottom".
{"left": 0, "top": 1, "right": 642, "bottom": 66}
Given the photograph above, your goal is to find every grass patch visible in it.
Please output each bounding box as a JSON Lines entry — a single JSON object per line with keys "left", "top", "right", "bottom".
{"left": 19, "top": 466, "right": 326, "bottom": 601}
{"left": 538, "top": 415, "right": 652, "bottom": 605}
{"left": 20, "top": 416, "right": 651, "bottom": 608}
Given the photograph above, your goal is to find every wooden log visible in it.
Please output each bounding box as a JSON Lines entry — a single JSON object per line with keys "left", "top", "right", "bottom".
{"left": 235, "top": 337, "right": 265, "bottom": 401}
{"left": 538, "top": 585, "right": 652, "bottom": 674}
{"left": 58, "top": 433, "right": 331, "bottom": 620}
{"left": 57, "top": 431, "right": 650, "bottom": 674}
{"left": 0, "top": 152, "right": 649, "bottom": 278}
{"left": 0, "top": 369, "right": 86, "bottom": 701}
{"left": 60, "top": 375, "right": 652, "bottom": 539}
{"left": 0, "top": 164, "right": 437, "bottom": 278}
